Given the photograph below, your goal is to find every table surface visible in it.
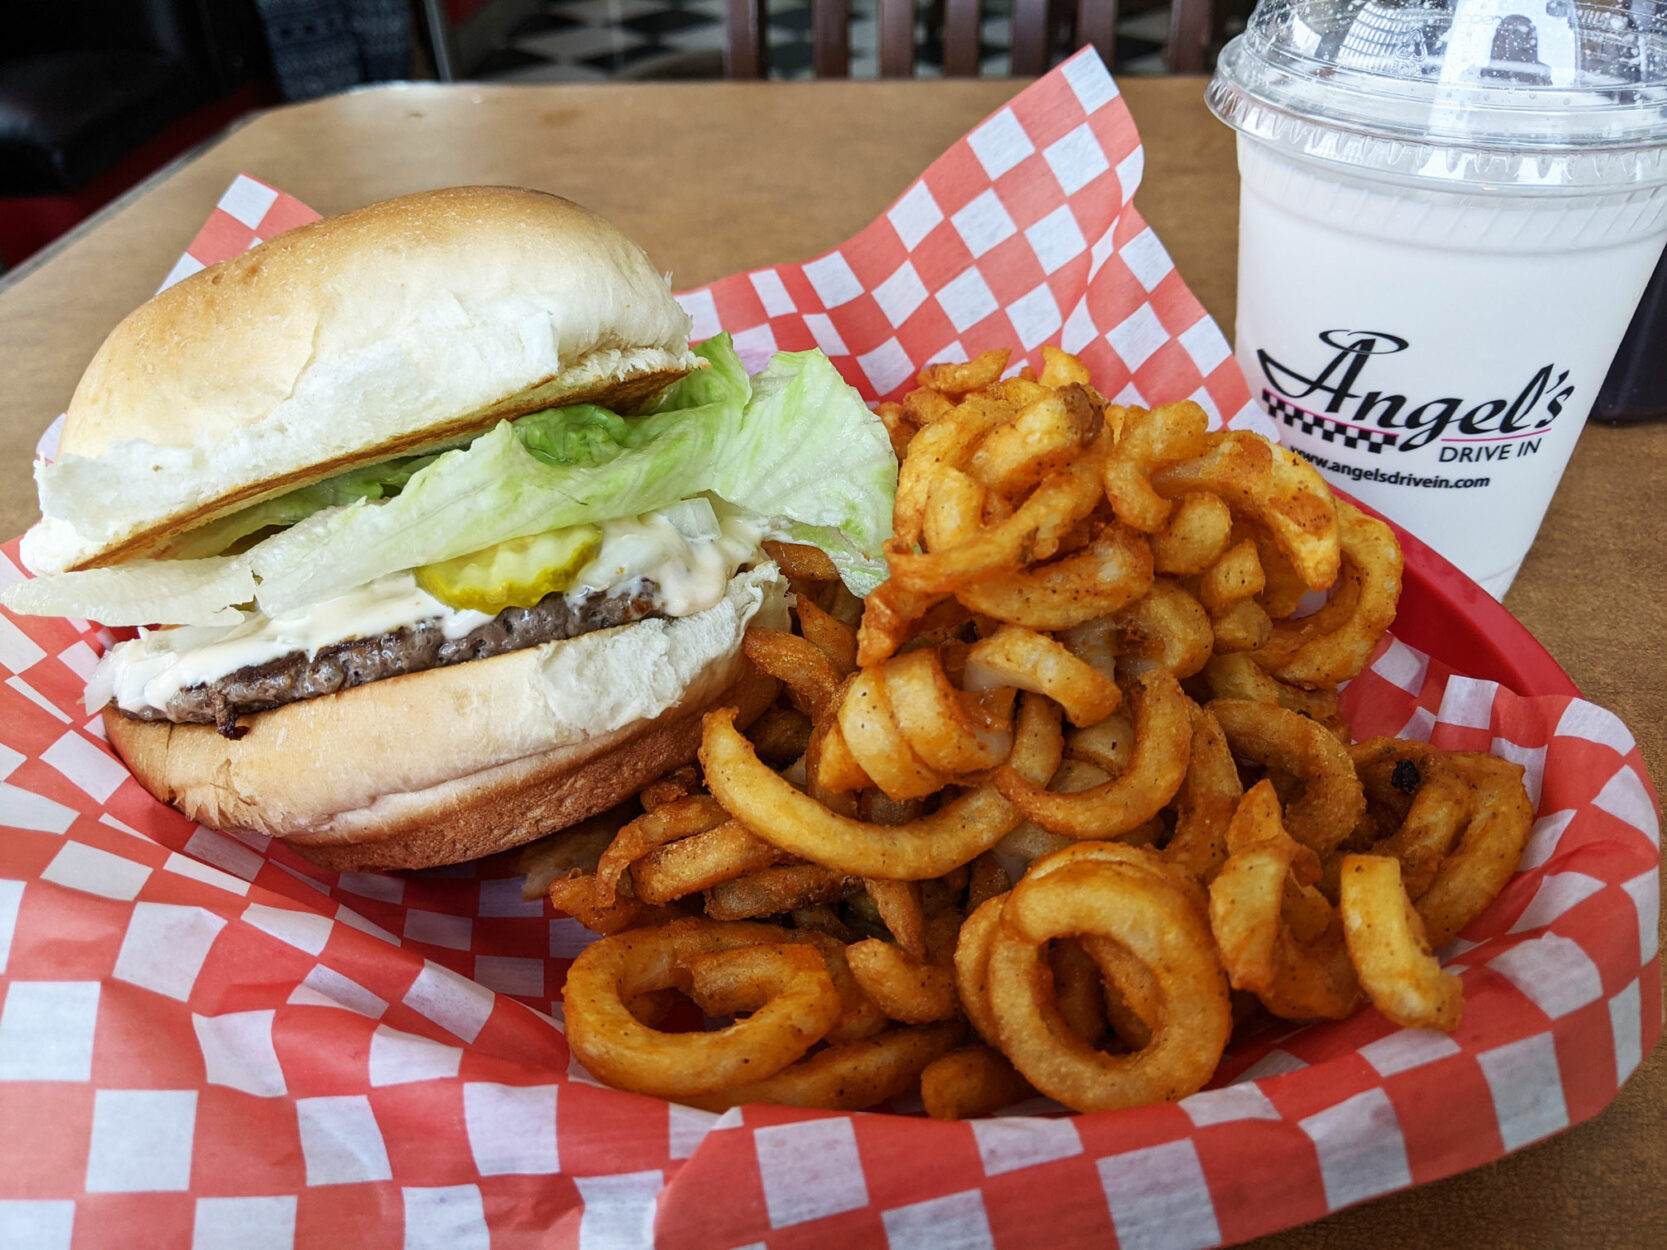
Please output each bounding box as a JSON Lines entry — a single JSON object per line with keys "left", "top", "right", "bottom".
{"left": 0, "top": 76, "right": 1661, "bottom": 1248}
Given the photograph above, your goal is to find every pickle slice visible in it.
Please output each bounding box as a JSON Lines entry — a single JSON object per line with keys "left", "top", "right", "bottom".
{"left": 415, "top": 524, "right": 604, "bottom": 614}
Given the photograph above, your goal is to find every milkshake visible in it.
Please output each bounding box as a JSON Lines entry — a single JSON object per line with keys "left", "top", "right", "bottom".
{"left": 1209, "top": 0, "right": 1667, "bottom": 597}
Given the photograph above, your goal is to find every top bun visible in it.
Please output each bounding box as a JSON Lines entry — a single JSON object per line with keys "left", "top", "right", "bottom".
{"left": 24, "top": 186, "right": 698, "bottom": 576}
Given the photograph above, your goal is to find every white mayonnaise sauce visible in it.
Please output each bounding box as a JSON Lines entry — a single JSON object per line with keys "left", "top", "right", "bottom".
{"left": 91, "top": 504, "right": 772, "bottom": 717}
{"left": 571, "top": 507, "right": 766, "bottom": 618}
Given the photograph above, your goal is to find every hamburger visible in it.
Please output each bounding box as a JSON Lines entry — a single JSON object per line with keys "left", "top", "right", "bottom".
{"left": 2, "top": 186, "right": 895, "bottom": 872}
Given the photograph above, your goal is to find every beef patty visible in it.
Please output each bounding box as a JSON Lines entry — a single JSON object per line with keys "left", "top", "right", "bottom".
{"left": 125, "top": 581, "right": 663, "bottom": 738}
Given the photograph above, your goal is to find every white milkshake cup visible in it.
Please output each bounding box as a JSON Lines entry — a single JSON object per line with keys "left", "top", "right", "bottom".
{"left": 1208, "top": 0, "right": 1667, "bottom": 598}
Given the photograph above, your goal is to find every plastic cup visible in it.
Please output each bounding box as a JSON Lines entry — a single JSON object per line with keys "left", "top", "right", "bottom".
{"left": 1209, "top": 0, "right": 1667, "bottom": 598}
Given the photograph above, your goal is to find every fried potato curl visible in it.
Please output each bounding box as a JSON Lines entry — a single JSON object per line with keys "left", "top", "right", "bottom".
{"left": 547, "top": 346, "right": 1534, "bottom": 1118}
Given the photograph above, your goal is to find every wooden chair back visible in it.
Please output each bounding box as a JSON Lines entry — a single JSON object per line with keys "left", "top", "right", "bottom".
{"left": 727, "top": 0, "right": 1214, "bottom": 79}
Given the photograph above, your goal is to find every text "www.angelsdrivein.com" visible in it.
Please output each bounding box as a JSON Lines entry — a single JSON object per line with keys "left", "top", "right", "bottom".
{"left": 1292, "top": 448, "right": 1490, "bottom": 491}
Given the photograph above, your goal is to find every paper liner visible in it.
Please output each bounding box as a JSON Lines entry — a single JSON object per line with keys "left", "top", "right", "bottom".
{"left": 0, "top": 50, "right": 1659, "bottom": 1249}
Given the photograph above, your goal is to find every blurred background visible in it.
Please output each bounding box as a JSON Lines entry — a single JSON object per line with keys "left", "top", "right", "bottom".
{"left": 0, "top": 0, "right": 1247, "bottom": 271}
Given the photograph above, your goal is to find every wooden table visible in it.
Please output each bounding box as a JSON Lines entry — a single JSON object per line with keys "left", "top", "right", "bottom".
{"left": 0, "top": 77, "right": 1660, "bottom": 1248}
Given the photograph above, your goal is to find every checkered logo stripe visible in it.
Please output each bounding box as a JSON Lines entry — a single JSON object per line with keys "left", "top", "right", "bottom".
{"left": 3, "top": 53, "right": 1660, "bottom": 1248}
{"left": 1263, "top": 392, "right": 1400, "bottom": 454}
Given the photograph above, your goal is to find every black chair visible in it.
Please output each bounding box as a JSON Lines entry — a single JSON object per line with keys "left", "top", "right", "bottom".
{"left": 0, "top": 0, "right": 266, "bottom": 197}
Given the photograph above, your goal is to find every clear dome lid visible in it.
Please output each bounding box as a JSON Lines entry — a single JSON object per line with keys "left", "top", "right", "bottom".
{"left": 1209, "top": 0, "right": 1667, "bottom": 188}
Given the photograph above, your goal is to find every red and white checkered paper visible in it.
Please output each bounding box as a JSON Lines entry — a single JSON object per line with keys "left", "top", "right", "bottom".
{"left": 0, "top": 49, "right": 1659, "bottom": 1249}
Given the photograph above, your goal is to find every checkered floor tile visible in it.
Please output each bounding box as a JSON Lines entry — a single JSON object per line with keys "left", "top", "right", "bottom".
{"left": 473, "top": 0, "right": 1181, "bottom": 82}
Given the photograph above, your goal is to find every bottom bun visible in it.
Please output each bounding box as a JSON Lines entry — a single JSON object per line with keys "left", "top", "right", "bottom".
{"left": 104, "top": 563, "right": 789, "bottom": 872}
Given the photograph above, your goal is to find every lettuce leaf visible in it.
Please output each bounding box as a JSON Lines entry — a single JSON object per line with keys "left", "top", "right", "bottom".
{"left": 6, "top": 338, "right": 896, "bottom": 624}
{"left": 248, "top": 338, "right": 762, "bottom": 614}
{"left": 650, "top": 327, "right": 753, "bottom": 414}
{"left": 707, "top": 349, "right": 896, "bottom": 595}
{"left": 156, "top": 456, "right": 440, "bottom": 560}
{"left": 0, "top": 556, "right": 255, "bottom": 627}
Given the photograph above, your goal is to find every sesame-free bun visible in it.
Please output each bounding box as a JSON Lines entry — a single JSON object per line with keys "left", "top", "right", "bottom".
{"left": 24, "top": 186, "right": 697, "bottom": 576}
{"left": 103, "top": 564, "right": 789, "bottom": 872}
